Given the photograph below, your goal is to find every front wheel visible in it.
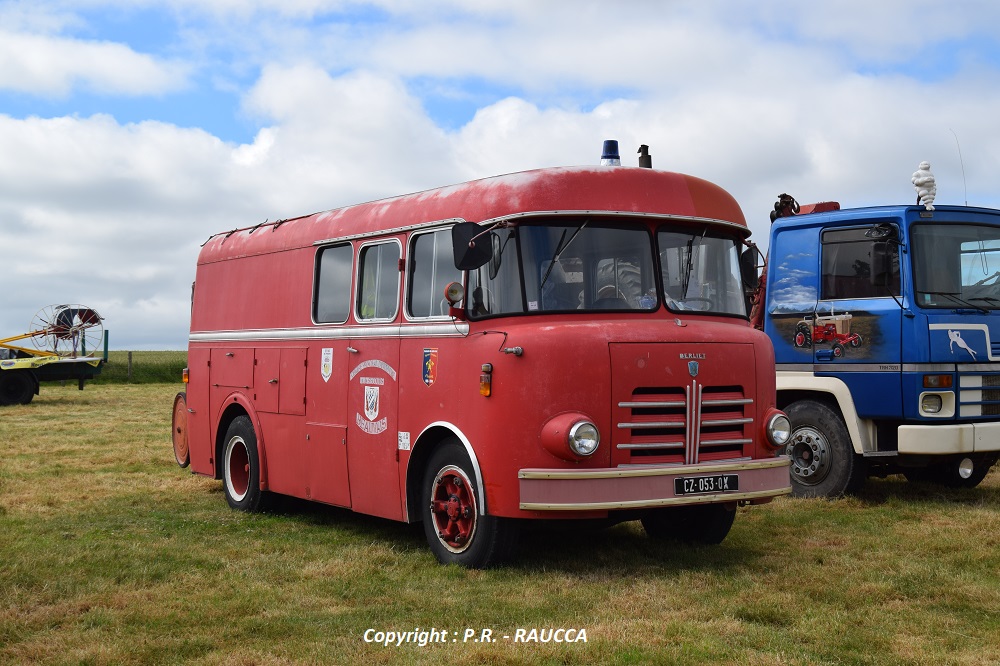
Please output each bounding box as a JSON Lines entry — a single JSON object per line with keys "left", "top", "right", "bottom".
{"left": 784, "top": 400, "right": 866, "bottom": 497}
{"left": 222, "top": 415, "right": 270, "bottom": 512}
{"left": 421, "top": 441, "right": 518, "bottom": 568}
{"left": 641, "top": 504, "right": 736, "bottom": 545}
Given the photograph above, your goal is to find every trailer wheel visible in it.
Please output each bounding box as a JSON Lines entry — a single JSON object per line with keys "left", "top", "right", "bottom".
{"left": 0, "top": 370, "right": 34, "bottom": 406}
{"left": 641, "top": 504, "right": 736, "bottom": 545}
{"left": 222, "top": 416, "right": 269, "bottom": 512}
{"left": 421, "top": 441, "right": 518, "bottom": 568}
{"left": 171, "top": 392, "right": 190, "bottom": 468}
{"left": 831, "top": 342, "right": 845, "bottom": 358}
{"left": 784, "top": 400, "right": 865, "bottom": 497}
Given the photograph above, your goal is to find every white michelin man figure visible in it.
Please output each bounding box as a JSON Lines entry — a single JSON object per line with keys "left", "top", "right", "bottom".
{"left": 912, "top": 161, "right": 936, "bottom": 210}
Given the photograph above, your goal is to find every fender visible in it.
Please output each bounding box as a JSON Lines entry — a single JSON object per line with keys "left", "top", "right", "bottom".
{"left": 776, "top": 370, "right": 873, "bottom": 454}
{"left": 407, "top": 421, "right": 486, "bottom": 521}
{"left": 214, "top": 390, "right": 270, "bottom": 489}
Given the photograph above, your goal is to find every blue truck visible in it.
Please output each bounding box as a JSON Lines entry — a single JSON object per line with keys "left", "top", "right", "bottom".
{"left": 753, "top": 193, "right": 1000, "bottom": 496}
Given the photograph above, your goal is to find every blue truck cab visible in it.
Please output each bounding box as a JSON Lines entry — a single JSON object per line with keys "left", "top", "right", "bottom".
{"left": 760, "top": 201, "right": 1000, "bottom": 496}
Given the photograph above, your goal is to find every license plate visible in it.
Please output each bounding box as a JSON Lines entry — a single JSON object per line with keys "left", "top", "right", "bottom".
{"left": 674, "top": 474, "right": 739, "bottom": 495}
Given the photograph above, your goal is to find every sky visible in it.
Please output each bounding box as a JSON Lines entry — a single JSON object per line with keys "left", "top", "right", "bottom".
{"left": 2, "top": 0, "right": 1000, "bottom": 350}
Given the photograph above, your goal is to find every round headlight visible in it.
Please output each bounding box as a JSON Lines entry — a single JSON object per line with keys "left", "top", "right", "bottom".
{"left": 568, "top": 421, "right": 600, "bottom": 456}
{"left": 443, "top": 281, "right": 465, "bottom": 306}
{"left": 767, "top": 413, "right": 791, "bottom": 447}
{"left": 921, "top": 394, "right": 943, "bottom": 414}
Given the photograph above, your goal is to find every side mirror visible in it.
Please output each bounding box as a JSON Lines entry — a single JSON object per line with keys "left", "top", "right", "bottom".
{"left": 740, "top": 245, "right": 760, "bottom": 290}
{"left": 452, "top": 222, "right": 493, "bottom": 271}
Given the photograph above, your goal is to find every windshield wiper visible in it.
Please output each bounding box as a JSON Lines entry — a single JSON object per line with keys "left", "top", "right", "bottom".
{"left": 921, "top": 291, "right": 989, "bottom": 314}
{"left": 539, "top": 220, "right": 588, "bottom": 289}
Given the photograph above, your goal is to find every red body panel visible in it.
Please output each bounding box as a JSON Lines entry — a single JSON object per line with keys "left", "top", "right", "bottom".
{"left": 182, "top": 166, "right": 789, "bottom": 523}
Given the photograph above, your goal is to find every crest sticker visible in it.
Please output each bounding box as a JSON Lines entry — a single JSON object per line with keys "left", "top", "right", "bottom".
{"left": 351, "top": 358, "right": 395, "bottom": 435}
{"left": 364, "top": 385, "right": 380, "bottom": 420}
{"left": 422, "top": 348, "right": 438, "bottom": 386}
{"left": 321, "top": 348, "right": 333, "bottom": 382}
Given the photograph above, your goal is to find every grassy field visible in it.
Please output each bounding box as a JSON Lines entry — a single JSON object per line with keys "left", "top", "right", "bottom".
{"left": 1, "top": 384, "right": 998, "bottom": 665}
{"left": 90, "top": 351, "right": 187, "bottom": 384}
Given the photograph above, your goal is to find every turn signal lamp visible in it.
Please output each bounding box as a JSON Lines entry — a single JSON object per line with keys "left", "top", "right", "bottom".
{"left": 480, "top": 363, "right": 492, "bottom": 397}
{"left": 182, "top": 367, "right": 189, "bottom": 384}
{"left": 923, "top": 374, "right": 952, "bottom": 388}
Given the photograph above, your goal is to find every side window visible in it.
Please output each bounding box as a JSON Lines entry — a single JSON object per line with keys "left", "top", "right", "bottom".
{"left": 407, "top": 229, "right": 462, "bottom": 318}
{"left": 357, "top": 241, "right": 401, "bottom": 321}
{"left": 821, "top": 226, "right": 900, "bottom": 299}
{"left": 314, "top": 243, "right": 353, "bottom": 323}
{"left": 467, "top": 228, "right": 524, "bottom": 317}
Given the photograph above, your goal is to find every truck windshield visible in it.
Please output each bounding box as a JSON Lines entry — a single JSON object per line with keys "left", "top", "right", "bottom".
{"left": 911, "top": 223, "right": 1000, "bottom": 310}
{"left": 465, "top": 219, "right": 747, "bottom": 318}
{"left": 658, "top": 228, "right": 747, "bottom": 316}
{"left": 466, "top": 220, "right": 658, "bottom": 316}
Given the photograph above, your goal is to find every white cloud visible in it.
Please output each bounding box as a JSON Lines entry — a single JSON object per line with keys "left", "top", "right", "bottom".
{"left": 2, "top": 1, "right": 1000, "bottom": 348}
{"left": 0, "top": 30, "right": 189, "bottom": 96}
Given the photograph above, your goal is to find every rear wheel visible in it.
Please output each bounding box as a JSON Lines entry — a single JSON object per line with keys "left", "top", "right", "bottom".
{"left": 641, "top": 504, "right": 736, "bottom": 545}
{"left": 222, "top": 416, "right": 270, "bottom": 512}
{"left": 171, "top": 392, "right": 190, "bottom": 467}
{"left": 784, "top": 400, "right": 866, "bottom": 497}
{"left": 421, "top": 441, "right": 518, "bottom": 568}
{"left": 0, "top": 370, "right": 34, "bottom": 406}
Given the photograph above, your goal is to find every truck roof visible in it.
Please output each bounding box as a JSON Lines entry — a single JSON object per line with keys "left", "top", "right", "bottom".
{"left": 198, "top": 166, "right": 748, "bottom": 264}
{"left": 771, "top": 203, "right": 1000, "bottom": 230}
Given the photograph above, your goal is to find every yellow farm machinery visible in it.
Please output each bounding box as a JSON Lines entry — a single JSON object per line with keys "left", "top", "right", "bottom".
{"left": 0, "top": 304, "right": 107, "bottom": 405}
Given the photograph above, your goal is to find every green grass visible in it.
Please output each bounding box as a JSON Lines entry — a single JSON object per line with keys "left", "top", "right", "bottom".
{"left": 90, "top": 350, "right": 187, "bottom": 384}
{"left": 1, "top": 384, "right": 998, "bottom": 664}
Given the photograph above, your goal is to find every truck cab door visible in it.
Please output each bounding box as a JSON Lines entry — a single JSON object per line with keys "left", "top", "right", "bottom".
{"left": 812, "top": 223, "right": 904, "bottom": 423}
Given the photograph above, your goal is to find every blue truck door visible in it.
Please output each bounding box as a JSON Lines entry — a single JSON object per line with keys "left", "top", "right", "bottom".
{"left": 811, "top": 223, "right": 903, "bottom": 420}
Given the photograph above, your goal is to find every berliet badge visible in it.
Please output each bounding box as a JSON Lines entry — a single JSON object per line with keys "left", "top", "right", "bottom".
{"left": 688, "top": 361, "right": 699, "bottom": 378}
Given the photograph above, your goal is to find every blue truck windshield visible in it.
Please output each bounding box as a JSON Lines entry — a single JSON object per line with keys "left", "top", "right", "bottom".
{"left": 911, "top": 223, "right": 1000, "bottom": 310}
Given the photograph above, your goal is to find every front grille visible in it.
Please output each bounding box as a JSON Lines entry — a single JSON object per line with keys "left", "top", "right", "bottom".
{"left": 958, "top": 372, "right": 1000, "bottom": 417}
{"left": 617, "top": 383, "right": 752, "bottom": 465}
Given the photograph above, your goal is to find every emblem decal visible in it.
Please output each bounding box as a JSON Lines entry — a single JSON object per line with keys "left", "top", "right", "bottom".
{"left": 321, "top": 348, "right": 333, "bottom": 383}
{"left": 947, "top": 330, "right": 978, "bottom": 360}
{"left": 422, "top": 348, "right": 438, "bottom": 386}
{"left": 688, "top": 361, "right": 699, "bottom": 378}
{"left": 351, "top": 358, "right": 395, "bottom": 435}
{"left": 364, "top": 385, "right": 379, "bottom": 420}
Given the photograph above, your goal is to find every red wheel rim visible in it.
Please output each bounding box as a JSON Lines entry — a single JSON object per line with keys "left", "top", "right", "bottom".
{"left": 429, "top": 465, "right": 477, "bottom": 553}
{"left": 226, "top": 438, "right": 250, "bottom": 501}
{"left": 172, "top": 394, "right": 189, "bottom": 467}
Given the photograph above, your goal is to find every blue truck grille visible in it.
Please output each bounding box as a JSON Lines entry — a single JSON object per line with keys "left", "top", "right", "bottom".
{"left": 959, "top": 372, "right": 1000, "bottom": 417}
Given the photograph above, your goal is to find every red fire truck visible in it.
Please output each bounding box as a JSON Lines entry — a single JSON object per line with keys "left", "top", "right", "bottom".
{"left": 171, "top": 153, "right": 792, "bottom": 567}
